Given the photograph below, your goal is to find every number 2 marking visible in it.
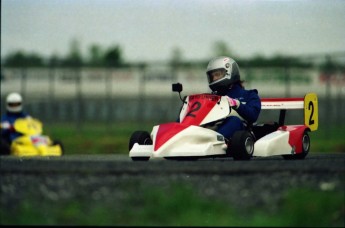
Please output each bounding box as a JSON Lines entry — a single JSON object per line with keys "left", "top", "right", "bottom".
{"left": 186, "top": 101, "right": 201, "bottom": 118}
{"left": 308, "top": 101, "right": 314, "bottom": 125}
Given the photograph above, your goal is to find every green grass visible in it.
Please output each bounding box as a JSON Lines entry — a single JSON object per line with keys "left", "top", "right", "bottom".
{"left": 312, "top": 124, "right": 345, "bottom": 153}
{"left": 1, "top": 185, "right": 343, "bottom": 226}
{"left": 44, "top": 121, "right": 155, "bottom": 155}
{"left": 43, "top": 121, "right": 345, "bottom": 155}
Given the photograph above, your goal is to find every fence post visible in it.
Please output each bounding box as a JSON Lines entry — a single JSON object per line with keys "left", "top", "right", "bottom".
{"left": 137, "top": 65, "right": 146, "bottom": 122}
{"left": 284, "top": 64, "right": 291, "bottom": 97}
{"left": 48, "top": 67, "right": 55, "bottom": 123}
{"left": 20, "top": 68, "right": 27, "bottom": 100}
{"left": 75, "top": 68, "right": 83, "bottom": 131}
{"left": 106, "top": 69, "right": 113, "bottom": 131}
{"left": 323, "top": 55, "right": 334, "bottom": 138}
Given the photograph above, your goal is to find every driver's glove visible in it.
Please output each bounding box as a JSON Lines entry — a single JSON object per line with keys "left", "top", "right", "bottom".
{"left": 227, "top": 97, "right": 240, "bottom": 109}
{"left": 1, "top": 121, "right": 15, "bottom": 132}
{"left": 1, "top": 121, "right": 11, "bottom": 130}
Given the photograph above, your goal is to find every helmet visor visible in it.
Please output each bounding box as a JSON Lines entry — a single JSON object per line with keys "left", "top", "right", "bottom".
{"left": 207, "top": 69, "right": 226, "bottom": 83}
{"left": 8, "top": 102, "right": 21, "bottom": 107}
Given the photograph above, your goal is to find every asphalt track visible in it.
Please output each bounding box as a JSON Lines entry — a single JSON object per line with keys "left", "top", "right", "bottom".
{"left": 1, "top": 153, "right": 344, "bottom": 174}
{"left": 1, "top": 152, "right": 344, "bottom": 223}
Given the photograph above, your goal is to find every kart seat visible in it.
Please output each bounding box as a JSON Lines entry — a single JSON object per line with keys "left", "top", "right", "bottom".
{"left": 252, "top": 122, "right": 279, "bottom": 140}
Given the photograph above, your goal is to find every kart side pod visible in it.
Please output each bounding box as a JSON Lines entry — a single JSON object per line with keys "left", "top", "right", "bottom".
{"left": 254, "top": 93, "right": 318, "bottom": 157}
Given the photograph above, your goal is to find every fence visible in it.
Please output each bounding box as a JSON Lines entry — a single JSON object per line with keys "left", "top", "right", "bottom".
{"left": 1, "top": 61, "right": 344, "bottom": 130}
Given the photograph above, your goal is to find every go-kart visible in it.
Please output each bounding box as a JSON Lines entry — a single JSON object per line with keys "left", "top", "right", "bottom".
{"left": 0, "top": 117, "right": 64, "bottom": 157}
{"left": 129, "top": 83, "right": 318, "bottom": 161}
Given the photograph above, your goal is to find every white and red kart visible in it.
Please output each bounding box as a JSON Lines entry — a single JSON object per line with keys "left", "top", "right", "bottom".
{"left": 129, "top": 83, "right": 318, "bottom": 161}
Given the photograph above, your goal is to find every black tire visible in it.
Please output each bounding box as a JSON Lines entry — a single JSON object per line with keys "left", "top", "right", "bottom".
{"left": 0, "top": 138, "right": 11, "bottom": 156}
{"left": 53, "top": 140, "right": 65, "bottom": 155}
{"left": 129, "top": 131, "right": 152, "bottom": 161}
{"left": 283, "top": 130, "right": 310, "bottom": 160}
{"left": 231, "top": 130, "right": 255, "bottom": 160}
{"left": 164, "top": 156, "right": 199, "bottom": 161}
{"left": 132, "top": 157, "right": 150, "bottom": 161}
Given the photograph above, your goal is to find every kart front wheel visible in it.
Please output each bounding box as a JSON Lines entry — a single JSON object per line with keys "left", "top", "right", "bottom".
{"left": 164, "top": 156, "right": 200, "bottom": 161}
{"left": 232, "top": 130, "right": 255, "bottom": 160}
{"left": 129, "top": 131, "right": 152, "bottom": 161}
{"left": 0, "top": 139, "right": 11, "bottom": 156}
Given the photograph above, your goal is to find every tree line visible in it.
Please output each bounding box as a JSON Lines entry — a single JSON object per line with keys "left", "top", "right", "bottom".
{"left": 2, "top": 40, "right": 124, "bottom": 68}
{"left": 1, "top": 39, "right": 343, "bottom": 71}
{"left": 0, "top": 50, "right": 316, "bottom": 69}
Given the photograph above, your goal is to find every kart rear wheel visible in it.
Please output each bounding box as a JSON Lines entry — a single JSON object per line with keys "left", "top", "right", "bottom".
{"left": 53, "top": 140, "right": 64, "bottom": 155}
{"left": 129, "top": 131, "right": 152, "bottom": 161}
{"left": 283, "top": 130, "right": 310, "bottom": 160}
{"left": 232, "top": 130, "right": 255, "bottom": 160}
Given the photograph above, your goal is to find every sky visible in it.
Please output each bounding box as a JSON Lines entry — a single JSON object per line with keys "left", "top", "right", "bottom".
{"left": 2, "top": 0, "right": 345, "bottom": 62}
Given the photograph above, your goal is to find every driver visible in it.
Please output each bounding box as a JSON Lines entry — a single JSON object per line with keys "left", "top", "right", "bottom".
{"left": 1, "top": 92, "right": 30, "bottom": 153}
{"left": 206, "top": 56, "right": 261, "bottom": 141}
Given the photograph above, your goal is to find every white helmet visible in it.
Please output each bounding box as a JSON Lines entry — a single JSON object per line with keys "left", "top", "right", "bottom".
{"left": 6, "top": 92, "right": 23, "bottom": 113}
{"left": 206, "top": 56, "right": 241, "bottom": 95}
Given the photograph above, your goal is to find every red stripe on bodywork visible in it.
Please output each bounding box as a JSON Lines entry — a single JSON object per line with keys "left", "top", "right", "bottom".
{"left": 154, "top": 122, "right": 189, "bottom": 151}
{"left": 154, "top": 94, "right": 221, "bottom": 151}
{"left": 181, "top": 94, "right": 219, "bottom": 125}
{"left": 261, "top": 97, "right": 304, "bottom": 102}
{"left": 279, "top": 125, "right": 308, "bottom": 153}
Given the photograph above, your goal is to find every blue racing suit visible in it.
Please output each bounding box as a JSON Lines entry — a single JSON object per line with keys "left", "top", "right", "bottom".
{"left": 1, "top": 111, "right": 30, "bottom": 144}
{"left": 217, "top": 83, "right": 261, "bottom": 139}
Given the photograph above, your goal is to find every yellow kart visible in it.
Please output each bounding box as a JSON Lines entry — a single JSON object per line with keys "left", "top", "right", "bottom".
{"left": 1, "top": 117, "right": 63, "bottom": 157}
